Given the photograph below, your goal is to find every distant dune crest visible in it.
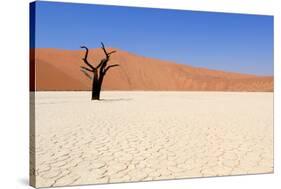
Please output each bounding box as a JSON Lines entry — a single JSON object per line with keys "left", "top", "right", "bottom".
{"left": 31, "top": 48, "right": 273, "bottom": 92}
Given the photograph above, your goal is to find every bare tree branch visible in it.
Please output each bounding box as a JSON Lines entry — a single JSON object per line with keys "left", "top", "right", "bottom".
{"left": 80, "top": 69, "right": 92, "bottom": 80}
{"left": 103, "top": 64, "right": 119, "bottom": 74}
{"left": 80, "top": 46, "right": 89, "bottom": 58}
{"left": 80, "top": 46, "right": 95, "bottom": 70}
{"left": 80, "top": 66, "right": 94, "bottom": 72}
{"left": 107, "top": 50, "right": 116, "bottom": 56}
{"left": 99, "top": 60, "right": 107, "bottom": 76}
{"left": 101, "top": 42, "right": 116, "bottom": 58}
{"left": 96, "top": 59, "right": 106, "bottom": 69}
{"left": 101, "top": 42, "right": 107, "bottom": 57}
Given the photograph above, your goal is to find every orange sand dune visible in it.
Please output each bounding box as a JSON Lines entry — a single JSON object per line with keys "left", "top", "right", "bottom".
{"left": 31, "top": 48, "right": 273, "bottom": 91}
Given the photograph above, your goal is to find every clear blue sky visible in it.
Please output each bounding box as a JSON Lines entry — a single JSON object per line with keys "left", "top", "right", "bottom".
{"left": 33, "top": 1, "right": 274, "bottom": 76}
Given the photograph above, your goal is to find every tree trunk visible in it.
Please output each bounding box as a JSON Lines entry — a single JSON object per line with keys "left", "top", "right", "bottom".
{"left": 91, "top": 87, "right": 100, "bottom": 100}
{"left": 91, "top": 70, "right": 101, "bottom": 100}
{"left": 80, "top": 44, "right": 119, "bottom": 100}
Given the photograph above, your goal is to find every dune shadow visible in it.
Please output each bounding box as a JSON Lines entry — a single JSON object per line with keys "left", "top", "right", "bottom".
{"left": 99, "top": 98, "right": 133, "bottom": 102}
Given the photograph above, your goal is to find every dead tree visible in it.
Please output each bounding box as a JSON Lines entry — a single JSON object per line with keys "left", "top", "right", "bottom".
{"left": 80, "top": 42, "right": 119, "bottom": 100}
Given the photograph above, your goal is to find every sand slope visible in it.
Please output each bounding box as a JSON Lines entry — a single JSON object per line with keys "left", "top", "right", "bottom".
{"left": 31, "top": 48, "right": 273, "bottom": 91}
{"left": 32, "top": 92, "right": 273, "bottom": 187}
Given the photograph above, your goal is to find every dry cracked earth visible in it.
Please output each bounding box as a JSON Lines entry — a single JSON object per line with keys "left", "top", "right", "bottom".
{"left": 31, "top": 92, "right": 273, "bottom": 187}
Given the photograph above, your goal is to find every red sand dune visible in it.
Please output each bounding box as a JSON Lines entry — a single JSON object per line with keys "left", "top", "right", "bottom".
{"left": 31, "top": 48, "right": 273, "bottom": 92}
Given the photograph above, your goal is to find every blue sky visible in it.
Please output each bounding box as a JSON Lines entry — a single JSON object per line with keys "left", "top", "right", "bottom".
{"left": 33, "top": 1, "right": 273, "bottom": 76}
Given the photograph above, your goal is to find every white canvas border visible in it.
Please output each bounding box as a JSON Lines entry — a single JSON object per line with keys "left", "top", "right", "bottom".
{"left": 0, "top": 0, "right": 279, "bottom": 188}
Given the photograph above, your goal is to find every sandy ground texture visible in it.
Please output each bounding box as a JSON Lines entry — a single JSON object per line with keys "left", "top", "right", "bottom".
{"left": 31, "top": 92, "right": 273, "bottom": 187}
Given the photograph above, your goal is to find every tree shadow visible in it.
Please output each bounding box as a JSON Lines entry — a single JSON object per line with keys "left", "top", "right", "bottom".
{"left": 99, "top": 98, "right": 133, "bottom": 102}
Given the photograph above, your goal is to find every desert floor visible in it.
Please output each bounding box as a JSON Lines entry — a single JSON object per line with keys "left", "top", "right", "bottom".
{"left": 32, "top": 92, "right": 273, "bottom": 187}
